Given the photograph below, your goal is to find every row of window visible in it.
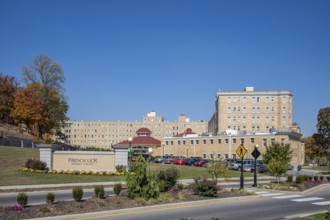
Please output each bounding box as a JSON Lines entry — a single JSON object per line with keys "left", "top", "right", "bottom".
{"left": 165, "top": 138, "right": 286, "bottom": 146}
{"left": 227, "top": 106, "right": 289, "bottom": 114}
{"left": 227, "top": 96, "right": 289, "bottom": 104}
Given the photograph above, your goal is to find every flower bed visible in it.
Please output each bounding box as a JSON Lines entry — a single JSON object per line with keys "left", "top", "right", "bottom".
{"left": 21, "top": 168, "right": 128, "bottom": 176}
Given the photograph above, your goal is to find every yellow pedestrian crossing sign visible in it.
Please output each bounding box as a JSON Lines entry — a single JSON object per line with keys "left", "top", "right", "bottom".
{"left": 236, "top": 144, "right": 247, "bottom": 158}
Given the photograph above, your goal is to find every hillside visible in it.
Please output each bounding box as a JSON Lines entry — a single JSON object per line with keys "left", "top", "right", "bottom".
{"left": 0, "top": 123, "right": 34, "bottom": 140}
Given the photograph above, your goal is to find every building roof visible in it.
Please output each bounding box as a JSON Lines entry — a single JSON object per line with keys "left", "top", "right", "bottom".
{"left": 136, "top": 128, "right": 152, "bottom": 134}
{"left": 175, "top": 128, "right": 196, "bottom": 137}
{"left": 117, "top": 136, "right": 161, "bottom": 146}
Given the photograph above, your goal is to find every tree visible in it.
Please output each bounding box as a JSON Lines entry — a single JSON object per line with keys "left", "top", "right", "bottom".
{"left": 0, "top": 73, "right": 19, "bottom": 123}
{"left": 206, "top": 158, "right": 230, "bottom": 183}
{"left": 313, "top": 107, "right": 330, "bottom": 169}
{"left": 263, "top": 142, "right": 293, "bottom": 183}
{"left": 11, "top": 87, "right": 48, "bottom": 136}
{"left": 305, "top": 136, "right": 325, "bottom": 167}
{"left": 22, "top": 55, "right": 68, "bottom": 138}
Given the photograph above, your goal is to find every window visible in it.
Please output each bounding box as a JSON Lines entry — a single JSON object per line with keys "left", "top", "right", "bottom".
{"left": 233, "top": 97, "right": 237, "bottom": 102}
{"left": 232, "top": 154, "right": 236, "bottom": 159}
{"left": 203, "top": 139, "right": 206, "bottom": 145}
{"left": 190, "top": 140, "right": 194, "bottom": 145}
{"left": 217, "top": 154, "right": 221, "bottom": 159}
{"left": 243, "top": 116, "right": 246, "bottom": 123}
{"left": 243, "top": 97, "right": 246, "bottom": 103}
{"left": 282, "top": 107, "right": 286, "bottom": 113}
{"left": 225, "top": 154, "right": 229, "bottom": 159}
{"left": 178, "top": 141, "right": 181, "bottom": 145}
{"left": 266, "top": 116, "right": 269, "bottom": 123}
{"left": 282, "top": 96, "right": 286, "bottom": 103}
{"left": 170, "top": 141, "right": 173, "bottom": 145}
{"left": 257, "top": 97, "right": 260, "bottom": 103}
{"left": 228, "top": 97, "right": 232, "bottom": 103}
{"left": 271, "top": 138, "right": 275, "bottom": 144}
{"left": 252, "top": 97, "right": 256, "bottom": 103}
{"left": 225, "top": 139, "right": 229, "bottom": 144}
{"left": 228, "top": 116, "right": 231, "bottom": 122}
{"left": 257, "top": 107, "right": 260, "bottom": 113}
{"left": 196, "top": 140, "right": 199, "bottom": 145}
{"left": 266, "top": 107, "right": 269, "bottom": 113}
{"left": 183, "top": 140, "right": 186, "bottom": 145}
{"left": 240, "top": 138, "right": 244, "bottom": 144}
{"left": 266, "top": 97, "right": 269, "bottom": 103}
{"left": 210, "top": 139, "right": 214, "bottom": 144}
{"left": 228, "top": 107, "right": 231, "bottom": 113}
{"left": 203, "top": 154, "right": 207, "bottom": 159}
{"left": 272, "top": 116, "right": 275, "bottom": 122}
{"left": 262, "top": 139, "right": 267, "bottom": 147}
{"left": 238, "top": 107, "right": 241, "bottom": 112}
{"left": 232, "top": 139, "right": 236, "bottom": 144}
{"left": 210, "top": 154, "right": 214, "bottom": 159}
{"left": 250, "top": 138, "right": 255, "bottom": 144}
{"left": 282, "top": 116, "right": 286, "bottom": 123}
{"left": 252, "top": 107, "right": 255, "bottom": 113}
{"left": 281, "top": 138, "right": 285, "bottom": 145}
{"left": 218, "top": 139, "right": 221, "bottom": 144}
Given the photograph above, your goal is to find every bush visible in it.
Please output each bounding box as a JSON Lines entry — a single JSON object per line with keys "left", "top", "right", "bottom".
{"left": 17, "top": 192, "right": 28, "bottom": 206}
{"left": 46, "top": 193, "right": 55, "bottom": 204}
{"left": 158, "top": 181, "right": 167, "bottom": 192}
{"left": 72, "top": 187, "right": 83, "bottom": 202}
{"left": 320, "top": 176, "right": 324, "bottom": 181}
{"left": 158, "top": 167, "right": 179, "bottom": 192}
{"left": 192, "top": 177, "right": 218, "bottom": 197}
{"left": 308, "top": 176, "right": 313, "bottom": 181}
{"left": 327, "top": 176, "right": 330, "bottom": 181}
{"left": 287, "top": 175, "right": 293, "bottom": 183}
{"left": 25, "top": 159, "right": 47, "bottom": 170}
{"left": 314, "top": 176, "right": 319, "bottom": 181}
{"left": 116, "top": 165, "right": 127, "bottom": 173}
{"left": 94, "top": 185, "right": 105, "bottom": 199}
{"left": 114, "top": 183, "right": 122, "bottom": 196}
{"left": 177, "top": 183, "right": 184, "bottom": 191}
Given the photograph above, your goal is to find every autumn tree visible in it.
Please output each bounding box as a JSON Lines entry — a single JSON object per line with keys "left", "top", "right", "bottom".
{"left": 305, "top": 136, "right": 326, "bottom": 168}
{"left": 22, "top": 55, "right": 68, "bottom": 138}
{"left": 0, "top": 73, "right": 19, "bottom": 124}
{"left": 11, "top": 87, "right": 48, "bottom": 136}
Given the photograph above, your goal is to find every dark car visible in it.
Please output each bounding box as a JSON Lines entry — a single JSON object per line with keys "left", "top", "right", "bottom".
{"left": 185, "top": 158, "right": 200, "bottom": 166}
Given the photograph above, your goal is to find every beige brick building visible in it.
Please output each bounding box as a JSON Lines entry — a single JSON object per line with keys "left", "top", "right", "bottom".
{"left": 62, "top": 111, "right": 208, "bottom": 149}
{"left": 209, "top": 87, "right": 295, "bottom": 135}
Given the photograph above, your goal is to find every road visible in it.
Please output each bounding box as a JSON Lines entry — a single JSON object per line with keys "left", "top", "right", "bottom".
{"left": 53, "top": 184, "right": 330, "bottom": 220}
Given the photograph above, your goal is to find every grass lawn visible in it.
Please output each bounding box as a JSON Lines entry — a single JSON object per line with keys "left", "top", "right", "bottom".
{"left": 289, "top": 212, "right": 329, "bottom": 220}
{"left": 303, "top": 166, "right": 330, "bottom": 173}
{"left": 0, "top": 146, "right": 251, "bottom": 186}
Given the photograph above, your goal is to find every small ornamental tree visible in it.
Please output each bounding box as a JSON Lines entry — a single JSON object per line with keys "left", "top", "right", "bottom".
{"left": 206, "top": 158, "right": 230, "bottom": 182}
{"left": 126, "top": 155, "right": 159, "bottom": 200}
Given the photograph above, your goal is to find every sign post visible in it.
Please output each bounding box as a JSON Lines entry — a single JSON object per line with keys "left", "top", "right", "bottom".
{"left": 251, "top": 145, "right": 261, "bottom": 187}
{"left": 236, "top": 144, "right": 247, "bottom": 190}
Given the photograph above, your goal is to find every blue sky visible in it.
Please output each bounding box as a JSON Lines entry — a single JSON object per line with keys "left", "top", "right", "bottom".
{"left": 0, "top": 0, "right": 329, "bottom": 136}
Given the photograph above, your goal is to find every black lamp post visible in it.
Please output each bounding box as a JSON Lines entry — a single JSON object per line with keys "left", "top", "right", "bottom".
{"left": 253, "top": 144, "right": 258, "bottom": 187}
{"left": 128, "top": 137, "right": 132, "bottom": 172}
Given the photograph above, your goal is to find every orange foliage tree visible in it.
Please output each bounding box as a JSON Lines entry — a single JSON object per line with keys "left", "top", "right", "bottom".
{"left": 0, "top": 73, "right": 19, "bottom": 123}
{"left": 11, "top": 87, "right": 48, "bottom": 137}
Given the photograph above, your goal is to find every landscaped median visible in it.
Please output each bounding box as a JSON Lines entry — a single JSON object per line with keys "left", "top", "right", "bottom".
{"left": 21, "top": 168, "right": 127, "bottom": 176}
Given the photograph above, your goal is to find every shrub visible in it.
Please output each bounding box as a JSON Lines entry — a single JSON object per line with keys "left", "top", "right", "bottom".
{"left": 46, "top": 193, "right": 55, "bottom": 204}
{"left": 287, "top": 175, "right": 293, "bottom": 183}
{"left": 17, "top": 193, "right": 28, "bottom": 206}
{"left": 177, "top": 183, "right": 184, "bottom": 191}
{"left": 320, "top": 176, "right": 324, "bottom": 181}
{"left": 94, "top": 185, "right": 105, "bottom": 199}
{"left": 327, "top": 176, "right": 330, "bottom": 181}
{"left": 296, "top": 175, "right": 304, "bottom": 184}
{"left": 192, "top": 177, "right": 218, "bottom": 197}
{"left": 114, "top": 183, "right": 122, "bottom": 196}
{"left": 25, "top": 159, "right": 47, "bottom": 170}
{"left": 308, "top": 176, "right": 313, "bottom": 181}
{"left": 158, "top": 181, "right": 167, "bottom": 192}
{"left": 158, "top": 167, "right": 180, "bottom": 192}
{"left": 116, "top": 165, "right": 127, "bottom": 173}
{"left": 72, "top": 187, "right": 83, "bottom": 202}
{"left": 314, "top": 176, "right": 319, "bottom": 181}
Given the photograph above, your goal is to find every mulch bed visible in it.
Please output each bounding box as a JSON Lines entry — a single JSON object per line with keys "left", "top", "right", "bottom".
{"left": 0, "top": 189, "right": 244, "bottom": 220}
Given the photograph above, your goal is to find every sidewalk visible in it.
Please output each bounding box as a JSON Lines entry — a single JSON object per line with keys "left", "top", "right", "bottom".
{"left": 0, "top": 176, "right": 275, "bottom": 192}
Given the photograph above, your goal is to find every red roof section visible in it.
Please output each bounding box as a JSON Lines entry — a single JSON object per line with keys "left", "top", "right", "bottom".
{"left": 136, "top": 127, "right": 152, "bottom": 134}
{"left": 175, "top": 128, "right": 196, "bottom": 137}
{"left": 118, "top": 136, "right": 161, "bottom": 145}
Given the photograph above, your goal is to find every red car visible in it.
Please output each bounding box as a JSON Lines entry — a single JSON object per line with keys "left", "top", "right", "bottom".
{"left": 173, "top": 158, "right": 190, "bottom": 165}
{"left": 194, "top": 159, "right": 208, "bottom": 167}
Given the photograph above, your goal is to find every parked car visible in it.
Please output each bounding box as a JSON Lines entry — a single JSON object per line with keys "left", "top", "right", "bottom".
{"left": 173, "top": 158, "right": 190, "bottom": 165}
{"left": 185, "top": 158, "right": 201, "bottom": 166}
{"left": 194, "top": 159, "right": 208, "bottom": 167}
